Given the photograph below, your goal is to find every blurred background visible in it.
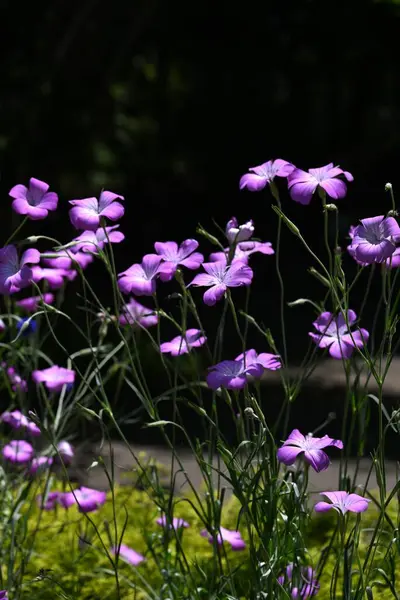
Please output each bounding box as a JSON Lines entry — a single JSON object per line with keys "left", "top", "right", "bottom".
{"left": 1, "top": 0, "right": 400, "bottom": 453}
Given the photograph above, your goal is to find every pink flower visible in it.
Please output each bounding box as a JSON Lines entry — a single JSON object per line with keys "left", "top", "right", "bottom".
{"left": 309, "top": 310, "right": 369, "bottom": 360}
{"left": 111, "top": 543, "right": 145, "bottom": 566}
{"left": 154, "top": 239, "right": 204, "bottom": 281}
{"left": 31, "top": 266, "right": 77, "bottom": 289}
{"left": 201, "top": 527, "right": 246, "bottom": 550}
{"left": 189, "top": 261, "right": 253, "bottom": 306}
{"left": 42, "top": 250, "right": 94, "bottom": 270}
{"left": 209, "top": 241, "right": 274, "bottom": 265}
{"left": 348, "top": 215, "right": 400, "bottom": 264}
{"left": 9, "top": 178, "right": 58, "bottom": 220}
{"left": 225, "top": 218, "right": 254, "bottom": 243}
{"left": 288, "top": 163, "right": 353, "bottom": 205}
{"left": 0, "top": 246, "right": 40, "bottom": 294}
{"left": 118, "top": 254, "right": 164, "bottom": 296}
{"left": 160, "top": 329, "right": 207, "bottom": 356}
{"left": 277, "top": 429, "right": 343, "bottom": 472}
{"left": 71, "top": 225, "right": 125, "bottom": 253}
{"left": 57, "top": 441, "right": 74, "bottom": 464}
{"left": 29, "top": 456, "right": 53, "bottom": 475}
{"left": 240, "top": 159, "right": 295, "bottom": 191}
{"left": 3, "top": 440, "right": 34, "bottom": 464}
{"left": 119, "top": 298, "right": 158, "bottom": 329}
{"left": 58, "top": 487, "right": 107, "bottom": 513}
{"left": 1, "top": 409, "right": 41, "bottom": 436}
{"left": 16, "top": 293, "right": 55, "bottom": 313}
{"left": 69, "top": 190, "right": 124, "bottom": 231}
{"left": 156, "top": 515, "right": 189, "bottom": 529}
{"left": 36, "top": 491, "right": 60, "bottom": 510}
{"left": 32, "top": 366, "right": 75, "bottom": 392}
{"left": 314, "top": 491, "right": 370, "bottom": 515}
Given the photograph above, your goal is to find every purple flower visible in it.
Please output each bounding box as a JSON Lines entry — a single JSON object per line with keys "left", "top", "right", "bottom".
{"left": 209, "top": 241, "right": 274, "bottom": 265}
{"left": 236, "top": 349, "right": 281, "bottom": 371}
{"left": 42, "top": 250, "right": 94, "bottom": 270}
{"left": 4, "top": 367, "right": 28, "bottom": 393}
{"left": 69, "top": 190, "right": 124, "bottom": 231}
{"left": 57, "top": 440, "right": 74, "bottom": 464}
{"left": 32, "top": 366, "right": 76, "bottom": 392}
{"left": 240, "top": 159, "right": 295, "bottom": 191}
{"left": 58, "top": 487, "right": 107, "bottom": 513}
{"left": 37, "top": 491, "right": 60, "bottom": 510}
{"left": 348, "top": 216, "right": 400, "bottom": 264}
{"left": 29, "top": 456, "right": 53, "bottom": 475}
{"left": 189, "top": 261, "right": 253, "bottom": 306}
{"left": 0, "top": 246, "right": 40, "bottom": 294}
{"left": 314, "top": 491, "right": 370, "bottom": 515}
{"left": 16, "top": 293, "right": 55, "bottom": 313}
{"left": 156, "top": 515, "right": 190, "bottom": 529}
{"left": 118, "top": 254, "right": 163, "bottom": 296}
{"left": 72, "top": 225, "right": 125, "bottom": 253}
{"left": 277, "top": 429, "right": 343, "bottom": 472}
{"left": 31, "top": 266, "right": 77, "bottom": 289}
{"left": 111, "top": 543, "right": 145, "bottom": 566}
{"left": 225, "top": 218, "right": 254, "bottom": 244}
{"left": 278, "top": 564, "right": 320, "bottom": 599}
{"left": 154, "top": 239, "right": 204, "bottom": 281}
{"left": 1, "top": 410, "right": 41, "bottom": 436}
{"left": 0, "top": 319, "right": 5, "bottom": 332}
{"left": 309, "top": 310, "right": 369, "bottom": 359}
{"left": 9, "top": 177, "right": 58, "bottom": 220}
{"left": 207, "top": 357, "right": 263, "bottom": 390}
{"left": 119, "top": 298, "right": 158, "bottom": 328}
{"left": 0, "top": 590, "right": 8, "bottom": 599}
{"left": 288, "top": 163, "right": 353, "bottom": 205}
{"left": 160, "top": 329, "right": 207, "bottom": 356}
{"left": 201, "top": 527, "right": 246, "bottom": 550}
{"left": 3, "top": 440, "right": 34, "bottom": 463}
{"left": 385, "top": 247, "right": 400, "bottom": 269}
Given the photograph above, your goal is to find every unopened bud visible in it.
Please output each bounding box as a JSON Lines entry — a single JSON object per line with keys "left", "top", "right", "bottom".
{"left": 387, "top": 209, "right": 398, "bottom": 217}
{"left": 244, "top": 407, "right": 258, "bottom": 420}
{"left": 325, "top": 203, "right": 338, "bottom": 211}
{"left": 385, "top": 182, "right": 392, "bottom": 191}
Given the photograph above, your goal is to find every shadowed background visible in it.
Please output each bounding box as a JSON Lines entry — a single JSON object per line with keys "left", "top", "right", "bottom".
{"left": 1, "top": 0, "right": 400, "bottom": 453}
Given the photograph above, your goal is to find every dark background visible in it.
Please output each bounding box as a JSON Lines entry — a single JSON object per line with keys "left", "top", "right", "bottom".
{"left": 1, "top": 0, "right": 400, "bottom": 452}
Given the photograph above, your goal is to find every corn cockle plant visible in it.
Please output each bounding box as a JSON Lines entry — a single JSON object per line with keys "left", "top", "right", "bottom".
{"left": 0, "top": 164, "right": 397, "bottom": 600}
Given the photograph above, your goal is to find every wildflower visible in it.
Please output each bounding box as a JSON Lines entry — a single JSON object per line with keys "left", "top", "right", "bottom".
{"left": 225, "top": 218, "right": 254, "bottom": 243}
{"left": 209, "top": 241, "right": 274, "bottom": 264}
{"left": 240, "top": 159, "right": 295, "bottom": 191}
{"left": 0, "top": 245, "right": 40, "bottom": 294}
{"left": 118, "top": 254, "right": 164, "bottom": 296}
{"left": 42, "top": 250, "right": 94, "bottom": 270}
{"left": 31, "top": 266, "right": 77, "bottom": 289}
{"left": 111, "top": 543, "right": 145, "bottom": 566}
{"left": 3, "top": 440, "right": 34, "bottom": 464}
{"left": 57, "top": 440, "right": 74, "bottom": 464}
{"left": 29, "top": 456, "right": 53, "bottom": 475}
{"left": 156, "top": 515, "right": 189, "bottom": 529}
{"left": 236, "top": 349, "right": 281, "bottom": 371}
{"left": 277, "top": 429, "right": 343, "bottom": 472}
{"left": 385, "top": 247, "right": 400, "bottom": 268}
{"left": 189, "top": 261, "right": 253, "bottom": 306}
{"left": 278, "top": 564, "right": 320, "bottom": 599}
{"left": 9, "top": 177, "right": 58, "bottom": 220}
{"left": 58, "top": 487, "right": 107, "bottom": 512}
{"left": 154, "top": 239, "right": 204, "bottom": 281}
{"left": 160, "top": 329, "right": 207, "bottom": 356}
{"left": 201, "top": 527, "right": 246, "bottom": 550}
{"left": 37, "top": 491, "right": 60, "bottom": 510}
{"left": 1, "top": 409, "right": 40, "bottom": 436}
{"left": 0, "top": 590, "right": 8, "bottom": 599}
{"left": 4, "top": 367, "right": 28, "bottom": 393}
{"left": 314, "top": 491, "right": 370, "bottom": 515}
{"left": 16, "top": 318, "right": 37, "bottom": 337}
{"left": 32, "top": 365, "right": 75, "bottom": 392}
{"left": 119, "top": 298, "right": 158, "bottom": 328}
{"left": 348, "top": 215, "right": 400, "bottom": 264}
{"left": 288, "top": 163, "right": 353, "bottom": 205}
{"left": 16, "top": 293, "right": 55, "bottom": 312}
{"left": 69, "top": 190, "right": 124, "bottom": 231}
{"left": 0, "top": 319, "right": 5, "bottom": 332}
{"left": 309, "top": 310, "right": 369, "bottom": 359}
{"left": 72, "top": 225, "right": 125, "bottom": 253}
